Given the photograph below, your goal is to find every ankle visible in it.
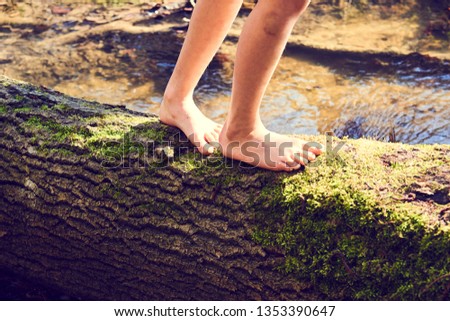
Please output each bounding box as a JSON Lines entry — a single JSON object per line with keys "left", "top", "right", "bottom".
{"left": 223, "top": 121, "right": 264, "bottom": 141}
{"left": 162, "top": 89, "right": 193, "bottom": 107}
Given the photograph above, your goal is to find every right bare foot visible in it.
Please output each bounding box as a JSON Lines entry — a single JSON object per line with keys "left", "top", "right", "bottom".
{"left": 219, "top": 122, "right": 322, "bottom": 171}
{"left": 160, "top": 97, "right": 222, "bottom": 155}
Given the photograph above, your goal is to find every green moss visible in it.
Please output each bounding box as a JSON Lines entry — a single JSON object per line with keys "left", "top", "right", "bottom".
{"left": 14, "top": 106, "right": 32, "bottom": 113}
{"left": 84, "top": 113, "right": 154, "bottom": 127}
{"left": 40, "top": 105, "right": 50, "bottom": 111}
{"left": 23, "top": 113, "right": 162, "bottom": 160}
{"left": 0, "top": 105, "right": 6, "bottom": 114}
{"left": 132, "top": 127, "right": 167, "bottom": 142}
{"left": 53, "top": 103, "right": 70, "bottom": 111}
{"left": 24, "top": 114, "right": 140, "bottom": 162}
{"left": 172, "top": 152, "right": 205, "bottom": 172}
{"left": 14, "top": 95, "right": 24, "bottom": 102}
{"left": 73, "top": 114, "right": 162, "bottom": 161}
{"left": 24, "top": 116, "right": 46, "bottom": 129}
{"left": 24, "top": 116, "right": 91, "bottom": 143}
{"left": 170, "top": 149, "right": 232, "bottom": 175}
{"left": 88, "top": 131, "right": 149, "bottom": 164}
{"left": 252, "top": 139, "right": 450, "bottom": 300}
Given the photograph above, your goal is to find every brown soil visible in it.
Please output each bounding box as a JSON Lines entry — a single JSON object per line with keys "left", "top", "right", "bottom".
{"left": 381, "top": 146, "right": 450, "bottom": 225}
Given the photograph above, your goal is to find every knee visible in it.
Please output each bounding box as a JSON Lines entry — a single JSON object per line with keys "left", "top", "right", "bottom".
{"left": 286, "top": 0, "right": 311, "bottom": 16}
{"left": 268, "top": 0, "right": 310, "bottom": 19}
{"left": 261, "top": 0, "right": 310, "bottom": 36}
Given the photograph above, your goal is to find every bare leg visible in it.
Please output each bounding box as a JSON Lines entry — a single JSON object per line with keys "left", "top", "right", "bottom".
{"left": 219, "top": 0, "right": 322, "bottom": 171}
{"left": 160, "top": 0, "right": 242, "bottom": 155}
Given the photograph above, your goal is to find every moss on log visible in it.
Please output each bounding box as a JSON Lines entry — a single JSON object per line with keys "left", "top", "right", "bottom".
{"left": 0, "top": 75, "right": 449, "bottom": 300}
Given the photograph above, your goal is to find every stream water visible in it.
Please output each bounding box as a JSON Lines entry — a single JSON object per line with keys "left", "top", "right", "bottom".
{"left": 58, "top": 31, "right": 450, "bottom": 145}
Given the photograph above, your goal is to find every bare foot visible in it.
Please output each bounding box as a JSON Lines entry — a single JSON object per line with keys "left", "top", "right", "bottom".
{"left": 219, "top": 121, "right": 322, "bottom": 171}
{"left": 160, "top": 97, "right": 222, "bottom": 155}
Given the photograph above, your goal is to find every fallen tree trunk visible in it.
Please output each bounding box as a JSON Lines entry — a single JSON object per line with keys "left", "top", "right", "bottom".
{"left": 0, "top": 76, "right": 449, "bottom": 300}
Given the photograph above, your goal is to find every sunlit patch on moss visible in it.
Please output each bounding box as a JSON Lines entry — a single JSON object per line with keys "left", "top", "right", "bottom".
{"left": 22, "top": 113, "right": 166, "bottom": 161}
{"left": 84, "top": 113, "right": 156, "bottom": 128}
{"left": 83, "top": 114, "right": 164, "bottom": 159}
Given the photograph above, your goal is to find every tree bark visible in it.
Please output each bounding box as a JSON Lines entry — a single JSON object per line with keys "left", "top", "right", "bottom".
{"left": 0, "top": 76, "right": 449, "bottom": 300}
{"left": 0, "top": 76, "right": 316, "bottom": 300}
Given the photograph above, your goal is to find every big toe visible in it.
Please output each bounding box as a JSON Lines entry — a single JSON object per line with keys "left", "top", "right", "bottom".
{"left": 205, "top": 131, "right": 219, "bottom": 144}
{"left": 195, "top": 137, "right": 215, "bottom": 155}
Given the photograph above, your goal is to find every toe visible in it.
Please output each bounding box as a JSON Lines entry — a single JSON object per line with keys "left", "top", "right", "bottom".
{"left": 210, "top": 129, "right": 221, "bottom": 142}
{"left": 280, "top": 155, "right": 302, "bottom": 171}
{"left": 198, "top": 143, "right": 215, "bottom": 155}
{"left": 307, "top": 151, "right": 316, "bottom": 161}
{"left": 304, "top": 142, "right": 323, "bottom": 155}
{"left": 280, "top": 161, "right": 301, "bottom": 172}
{"left": 205, "top": 132, "right": 218, "bottom": 144}
{"left": 293, "top": 152, "right": 309, "bottom": 166}
{"left": 195, "top": 137, "right": 214, "bottom": 155}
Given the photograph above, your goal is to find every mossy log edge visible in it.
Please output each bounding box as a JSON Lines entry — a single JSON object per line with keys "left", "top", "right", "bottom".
{"left": 0, "top": 76, "right": 449, "bottom": 300}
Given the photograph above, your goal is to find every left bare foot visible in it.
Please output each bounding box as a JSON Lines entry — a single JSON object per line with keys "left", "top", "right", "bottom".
{"left": 159, "top": 97, "right": 222, "bottom": 155}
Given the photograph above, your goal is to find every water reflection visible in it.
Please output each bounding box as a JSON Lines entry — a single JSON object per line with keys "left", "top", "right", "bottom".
{"left": 52, "top": 33, "right": 450, "bottom": 145}
{"left": 266, "top": 48, "right": 450, "bottom": 144}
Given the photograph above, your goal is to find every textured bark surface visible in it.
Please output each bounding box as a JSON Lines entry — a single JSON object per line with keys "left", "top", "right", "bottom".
{"left": 1, "top": 76, "right": 449, "bottom": 300}
{"left": 0, "top": 76, "right": 315, "bottom": 300}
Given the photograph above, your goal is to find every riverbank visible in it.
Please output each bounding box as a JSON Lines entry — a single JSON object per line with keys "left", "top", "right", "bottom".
{"left": 0, "top": 1, "right": 448, "bottom": 60}
{"left": 295, "top": 3, "right": 449, "bottom": 60}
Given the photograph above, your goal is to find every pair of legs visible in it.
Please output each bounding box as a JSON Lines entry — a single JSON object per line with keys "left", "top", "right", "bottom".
{"left": 160, "top": 0, "right": 321, "bottom": 171}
